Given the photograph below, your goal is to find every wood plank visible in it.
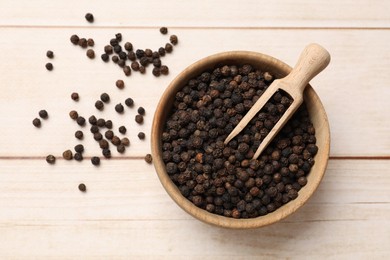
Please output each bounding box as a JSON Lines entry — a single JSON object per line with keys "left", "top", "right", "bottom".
{"left": 0, "top": 0, "right": 389, "bottom": 28}
{"left": 0, "top": 28, "right": 389, "bottom": 156}
{"left": 0, "top": 159, "right": 389, "bottom": 258}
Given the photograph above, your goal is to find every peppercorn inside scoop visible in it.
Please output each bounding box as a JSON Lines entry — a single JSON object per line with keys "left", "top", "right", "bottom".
{"left": 162, "top": 64, "right": 318, "bottom": 219}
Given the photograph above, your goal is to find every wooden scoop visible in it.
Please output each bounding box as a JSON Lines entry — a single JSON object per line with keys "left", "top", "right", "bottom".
{"left": 224, "top": 43, "right": 331, "bottom": 159}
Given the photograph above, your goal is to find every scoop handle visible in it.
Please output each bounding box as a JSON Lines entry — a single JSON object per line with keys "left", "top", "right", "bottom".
{"left": 286, "top": 43, "right": 331, "bottom": 93}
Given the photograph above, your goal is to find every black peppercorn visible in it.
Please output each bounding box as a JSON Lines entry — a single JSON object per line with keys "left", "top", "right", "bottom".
{"left": 115, "top": 33, "right": 122, "bottom": 41}
{"left": 145, "top": 154, "right": 152, "bottom": 164}
{"left": 94, "top": 132, "right": 103, "bottom": 141}
{"left": 75, "top": 130, "right": 83, "bottom": 139}
{"left": 69, "top": 110, "right": 78, "bottom": 120}
{"left": 85, "top": 13, "right": 94, "bottom": 23}
{"left": 95, "top": 100, "right": 104, "bottom": 110}
{"left": 110, "top": 38, "right": 118, "bottom": 47}
{"left": 138, "top": 132, "right": 145, "bottom": 140}
{"left": 45, "top": 63, "right": 53, "bottom": 71}
{"left": 88, "top": 115, "right": 97, "bottom": 125}
{"left": 160, "top": 27, "right": 168, "bottom": 34}
{"left": 39, "top": 110, "right": 48, "bottom": 119}
{"left": 74, "top": 152, "right": 83, "bottom": 161}
{"left": 111, "top": 136, "right": 121, "bottom": 146}
{"left": 114, "top": 45, "right": 122, "bottom": 54}
{"left": 91, "top": 156, "right": 100, "bottom": 166}
{"left": 96, "top": 118, "right": 105, "bottom": 127}
{"left": 99, "top": 139, "right": 109, "bottom": 149}
{"left": 118, "top": 126, "right": 126, "bottom": 134}
{"left": 152, "top": 67, "right": 161, "bottom": 77}
{"left": 112, "top": 55, "right": 119, "bottom": 63}
{"left": 139, "top": 66, "right": 146, "bottom": 74}
{"left": 62, "top": 150, "right": 73, "bottom": 160}
{"left": 124, "top": 42, "right": 133, "bottom": 51}
{"left": 139, "top": 57, "right": 149, "bottom": 66}
{"left": 115, "top": 103, "right": 124, "bottom": 113}
{"left": 135, "top": 114, "right": 143, "bottom": 124}
{"left": 100, "top": 93, "right": 110, "bottom": 103}
{"left": 131, "top": 61, "right": 140, "bottom": 71}
{"left": 136, "top": 49, "right": 145, "bottom": 58}
{"left": 46, "top": 50, "right": 54, "bottom": 58}
{"left": 70, "top": 34, "right": 80, "bottom": 45}
{"left": 78, "top": 38, "right": 88, "bottom": 48}
{"left": 123, "top": 66, "right": 131, "bottom": 76}
{"left": 32, "top": 118, "right": 41, "bottom": 127}
{"left": 137, "top": 107, "right": 145, "bottom": 115}
{"left": 165, "top": 43, "right": 173, "bottom": 53}
{"left": 127, "top": 51, "right": 136, "bottom": 61}
{"left": 121, "top": 137, "right": 130, "bottom": 146}
{"left": 78, "top": 183, "right": 87, "bottom": 192}
{"left": 117, "top": 145, "right": 126, "bottom": 154}
{"left": 105, "top": 120, "right": 113, "bottom": 129}
{"left": 105, "top": 130, "right": 114, "bottom": 140}
{"left": 101, "top": 53, "right": 109, "bottom": 62}
{"left": 119, "top": 51, "right": 127, "bottom": 60}
{"left": 76, "top": 116, "right": 86, "bottom": 126}
{"left": 118, "top": 59, "right": 125, "bottom": 68}
{"left": 86, "top": 49, "right": 95, "bottom": 59}
{"left": 125, "top": 97, "right": 134, "bottom": 107}
{"left": 116, "top": 80, "right": 124, "bottom": 89}
{"left": 102, "top": 148, "right": 111, "bottom": 158}
{"left": 158, "top": 47, "right": 166, "bottom": 56}
{"left": 71, "top": 92, "right": 79, "bottom": 101}
{"left": 46, "top": 154, "right": 56, "bottom": 164}
{"left": 74, "top": 144, "right": 84, "bottom": 153}
{"left": 169, "top": 35, "right": 178, "bottom": 45}
{"left": 87, "top": 38, "right": 94, "bottom": 47}
{"left": 104, "top": 45, "right": 113, "bottom": 54}
{"left": 160, "top": 65, "right": 169, "bottom": 75}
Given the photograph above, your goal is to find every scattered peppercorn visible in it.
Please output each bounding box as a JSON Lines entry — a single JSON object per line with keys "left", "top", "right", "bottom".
{"left": 123, "top": 66, "right": 131, "bottom": 76}
{"left": 138, "top": 132, "right": 145, "bottom": 140}
{"left": 105, "top": 130, "right": 114, "bottom": 140}
{"left": 169, "top": 35, "right": 178, "bottom": 45}
{"left": 39, "top": 110, "right": 48, "bottom": 119}
{"left": 32, "top": 118, "right": 41, "bottom": 127}
{"left": 102, "top": 148, "right": 111, "bottom": 158}
{"left": 100, "top": 93, "right": 110, "bottom": 103}
{"left": 74, "top": 144, "right": 84, "bottom": 153}
{"left": 165, "top": 43, "right": 173, "bottom": 53}
{"left": 71, "top": 92, "right": 79, "bottom": 101}
{"left": 104, "top": 45, "right": 113, "bottom": 54}
{"left": 78, "top": 183, "right": 87, "bottom": 192}
{"left": 115, "top": 103, "right": 124, "bottom": 113}
{"left": 160, "top": 27, "right": 168, "bottom": 34}
{"left": 137, "top": 107, "right": 145, "bottom": 115}
{"left": 91, "top": 156, "right": 100, "bottom": 166}
{"left": 69, "top": 110, "right": 78, "bottom": 120}
{"left": 160, "top": 65, "right": 169, "bottom": 75}
{"left": 85, "top": 13, "right": 94, "bottom": 23}
{"left": 158, "top": 47, "right": 166, "bottom": 56}
{"left": 45, "top": 63, "right": 53, "bottom": 71}
{"left": 125, "top": 97, "right": 134, "bottom": 107}
{"left": 76, "top": 116, "right": 86, "bottom": 126}
{"left": 144, "top": 154, "right": 152, "bottom": 164}
{"left": 62, "top": 150, "right": 73, "bottom": 160}
{"left": 124, "top": 42, "right": 133, "bottom": 51}
{"left": 131, "top": 61, "right": 140, "bottom": 71}
{"left": 121, "top": 137, "right": 130, "bottom": 146}
{"left": 115, "top": 33, "right": 122, "bottom": 41}
{"left": 75, "top": 130, "right": 83, "bottom": 140}
{"left": 95, "top": 100, "right": 104, "bottom": 110}
{"left": 116, "top": 80, "right": 124, "bottom": 89}
{"left": 105, "top": 120, "right": 113, "bottom": 129}
{"left": 139, "top": 66, "right": 146, "bottom": 74}
{"left": 117, "top": 145, "right": 125, "bottom": 154}
{"left": 111, "top": 136, "right": 121, "bottom": 146}
{"left": 101, "top": 53, "right": 109, "bottom": 62}
{"left": 118, "top": 126, "right": 127, "bottom": 134}
{"left": 87, "top": 38, "right": 94, "bottom": 47}
{"left": 99, "top": 139, "right": 109, "bottom": 150}
{"left": 86, "top": 49, "right": 95, "bottom": 59}
{"left": 96, "top": 118, "right": 105, "bottom": 127}
{"left": 46, "top": 50, "right": 54, "bottom": 58}
{"left": 112, "top": 55, "right": 119, "bottom": 63}
{"left": 135, "top": 114, "right": 143, "bottom": 124}
{"left": 88, "top": 115, "right": 97, "bottom": 125}
{"left": 46, "top": 154, "right": 56, "bottom": 164}
{"left": 70, "top": 34, "right": 80, "bottom": 45}
{"left": 152, "top": 67, "right": 161, "bottom": 77}
{"left": 78, "top": 38, "right": 88, "bottom": 48}
{"left": 74, "top": 152, "right": 83, "bottom": 161}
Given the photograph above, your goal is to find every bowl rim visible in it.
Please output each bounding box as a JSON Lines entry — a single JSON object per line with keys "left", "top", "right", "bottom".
{"left": 151, "top": 51, "right": 330, "bottom": 229}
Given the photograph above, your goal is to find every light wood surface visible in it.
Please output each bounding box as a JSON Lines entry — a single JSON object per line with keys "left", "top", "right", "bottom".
{"left": 0, "top": 0, "right": 389, "bottom": 258}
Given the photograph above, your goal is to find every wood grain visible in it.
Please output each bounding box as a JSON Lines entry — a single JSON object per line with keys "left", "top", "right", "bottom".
{"left": 0, "top": 28, "right": 389, "bottom": 157}
{"left": 0, "top": 0, "right": 389, "bottom": 28}
{"left": 0, "top": 160, "right": 389, "bottom": 258}
{"left": 0, "top": 0, "right": 389, "bottom": 258}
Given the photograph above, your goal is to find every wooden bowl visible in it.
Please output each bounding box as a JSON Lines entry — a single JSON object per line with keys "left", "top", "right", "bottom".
{"left": 151, "top": 51, "right": 330, "bottom": 229}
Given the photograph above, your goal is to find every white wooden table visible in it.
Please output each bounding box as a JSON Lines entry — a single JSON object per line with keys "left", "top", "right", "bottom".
{"left": 0, "top": 1, "right": 389, "bottom": 258}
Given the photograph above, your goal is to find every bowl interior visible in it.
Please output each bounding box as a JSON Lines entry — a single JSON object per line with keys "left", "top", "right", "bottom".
{"left": 151, "top": 51, "right": 330, "bottom": 229}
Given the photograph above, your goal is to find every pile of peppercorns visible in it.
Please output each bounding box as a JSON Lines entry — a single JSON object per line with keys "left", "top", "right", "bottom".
{"left": 69, "top": 28, "right": 177, "bottom": 77}
{"left": 162, "top": 64, "right": 318, "bottom": 219}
